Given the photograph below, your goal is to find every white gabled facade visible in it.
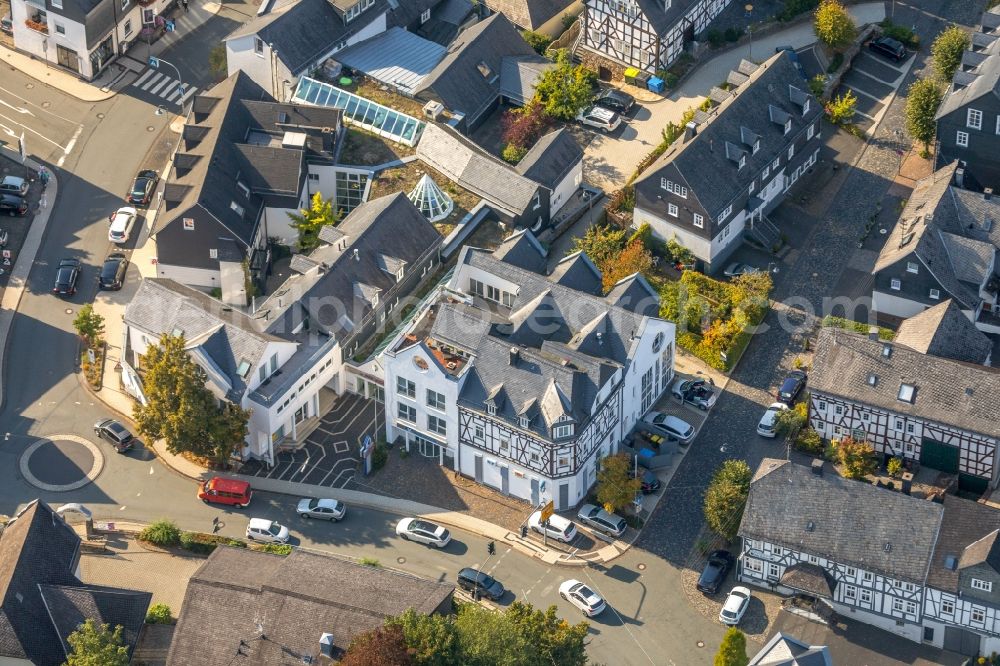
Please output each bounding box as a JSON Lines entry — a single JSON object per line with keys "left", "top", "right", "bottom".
{"left": 581, "top": 0, "right": 732, "bottom": 72}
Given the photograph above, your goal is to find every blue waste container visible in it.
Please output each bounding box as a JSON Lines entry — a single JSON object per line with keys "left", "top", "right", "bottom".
{"left": 647, "top": 76, "right": 665, "bottom": 94}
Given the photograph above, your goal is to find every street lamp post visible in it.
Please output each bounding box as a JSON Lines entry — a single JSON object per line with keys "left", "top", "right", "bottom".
{"left": 745, "top": 4, "right": 754, "bottom": 60}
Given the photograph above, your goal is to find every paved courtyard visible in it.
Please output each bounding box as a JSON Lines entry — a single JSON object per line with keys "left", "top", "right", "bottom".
{"left": 835, "top": 49, "right": 914, "bottom": 133}
{"left": 242, "top": 392, "right": 380, "bottom": 489}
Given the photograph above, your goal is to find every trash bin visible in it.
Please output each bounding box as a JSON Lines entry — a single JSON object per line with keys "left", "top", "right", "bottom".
{"left": 634, "top": 72, "right": 651, "bottom": 89}
{"left": 623, "top": 67, "right": 641, "bottom": 86}
{"left": 647, "top": 76, "right": 665, "bottom": 93}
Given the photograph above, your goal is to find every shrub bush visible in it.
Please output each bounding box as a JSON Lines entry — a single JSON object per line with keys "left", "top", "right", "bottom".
{"left": 778, "top": 0, "right": 819, "bottom": 21}
{"left": 724, "top": 27, "right": 742, "bottom": 42}
{"left": 662, "top": 72, "right": 679, "bottom": 89}
{"left": 501, "top": 144, "right": 527, "bottom": 164}
{"left": 139, "top": 520, "right": 180, "bottom": 547}
{"left": 827, "top": 52, "right": 844, "bottom": 74}
{"left": 145, "top": 603, "right": 173, "bottom": 625}
{"left": 706, "top": 30, "right": 725, "bottom": 47}
{"left": 879, "top": 20, "right": 919, "bottom": 48}
{"left": 179, "top": 531, "right": 218, "bottom": 555}
{"left": 521, "top": 30, "right": 552, "bottom": 54}
{"left": 795, "top": 428, "right": 824, "bottom": 455}
{"left": 372, "top": 443, "right": 389, "bottom": 471}
{"left": 808, "top": 74, "right": 826, "bottom": 96}
{"left": 253, "top": 543, "right": 293, "bottom": 555}
{"left": 821, "top": 316, "right": 894, "bottom": 340}
{"left": 887, "top": 456, "right": 903, "bottom": 478}
{"left": 359, "top": 556, "right": 382, "bottom": 567}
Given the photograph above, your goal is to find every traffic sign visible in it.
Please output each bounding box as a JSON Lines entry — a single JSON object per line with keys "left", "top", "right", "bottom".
{"left": 148, "top": 56, "right": 160, "bottom": 69}
{"left": 539, "top": 500, "right": 554, "bottom": 524}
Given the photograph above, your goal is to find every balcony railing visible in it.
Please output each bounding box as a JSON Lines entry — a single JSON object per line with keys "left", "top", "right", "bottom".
{"left": 24, "top": 17, "right": 48, "bottom": 33}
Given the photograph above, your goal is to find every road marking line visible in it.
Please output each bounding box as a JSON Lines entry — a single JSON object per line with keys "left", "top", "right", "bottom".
{"left": 841, "top": 83, "right": 882, "bottom": 103}
{"left": 148, "top": 76, "right": 172, "bottom": 95}
{"left": 149, "top": 467, "right": 155, "bottom": 475}
{"left": 119, "top": 505, "right": 127, "bottom": 511}
{"left": 850, "top": 67, "right": 897, "bottom": 86}
{"left": 581, "top": 569, "right": 656, "bottom": 664}
{"left": 177, "top": 85, "right": 197, "bottom": 106}
{"left": 57, "top": 124, "right": 83, "bottom": 167}
{"left": 166, "top": 87, "right": 183, "bottom": 103}
{"left": 0, "top": 110, "right": 68, "bottom": 150}
{"left": 141, "top": 73, "right": 164, "bottom": 91}
{"left": 133, "top": 69, "right": 155, "bottom": 87}
{"left": 159, "top": 80, "right": 179, "bottom": 98}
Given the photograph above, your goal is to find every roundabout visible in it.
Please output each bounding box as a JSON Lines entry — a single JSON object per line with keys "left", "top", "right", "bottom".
{"left": 19, "top": 435, "right": 104, "bottom": 492}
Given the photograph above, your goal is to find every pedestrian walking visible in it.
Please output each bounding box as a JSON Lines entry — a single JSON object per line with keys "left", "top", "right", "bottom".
{"left": 181, "top": 0, "right": 188, "bottom": 12}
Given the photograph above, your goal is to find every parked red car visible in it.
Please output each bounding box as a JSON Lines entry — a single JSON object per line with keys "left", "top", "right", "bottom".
{"left": 197, "top": 477, "right": 252, "bottom": 507}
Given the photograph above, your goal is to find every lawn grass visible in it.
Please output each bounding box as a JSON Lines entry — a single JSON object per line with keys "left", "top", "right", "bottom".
{"left": 368, "top": 163, "right": 482, "bottom": 236}
{"left": 339, "top": 128, "right": 414, "bottom": 167}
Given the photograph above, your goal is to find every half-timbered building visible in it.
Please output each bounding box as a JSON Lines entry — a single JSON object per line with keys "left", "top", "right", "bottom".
{"left": 809, "top": 327, "right": 1000, "bottom": 494}
{"left": 740, "top": 459, "right": 1000, "bottom": 657}
{"left": 633, "top": 51, "right": 820, "bottom": 273}
{"left": 580, "top": 0, "right": 732, "bottom": 74}
{"left": 381, "top": 230, "right": 675, "bottom": 510}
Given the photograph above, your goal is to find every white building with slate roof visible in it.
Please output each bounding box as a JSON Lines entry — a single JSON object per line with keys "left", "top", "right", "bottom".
{"left": 740, "top": 459, "right": 1000, "bottom": 658}
{"left": 380, "top": 229, "right": 674, "bottom": 509}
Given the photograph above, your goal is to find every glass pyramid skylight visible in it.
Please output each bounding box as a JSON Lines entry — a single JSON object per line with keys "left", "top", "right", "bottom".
{"left": 408, "top": 173, "right": 454, "bottom": 223}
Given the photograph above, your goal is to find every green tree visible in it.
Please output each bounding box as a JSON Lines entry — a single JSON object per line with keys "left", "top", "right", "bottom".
{"left": 65, "top": 620, "right": 129, "bottom": 666}
{"left": 569, "top": 224, "right": 627, "bottom": 266}
{"left": 904, "top": 78, "right": 943, "bottom": 156}
{"left": 504, "top": 602, "right": 588, "bottom": 666}
{"left": 386, "top": 608, "right": 458, "bottom": 666}
{"left": 825, "top": 89, "right": 857, "bottom": 125}
{"left": 145, "top": 603, "right": 173, "bottom": 624}
{"left": 73, "top": 303, "right": 105, "bottom": 346}
{"left": 453, "top": 602, "right": 587, "bottom": 666}
{"left": 837, "top": 436, "right": 878, "bottom": 479}
{"left": 930, "top": 26, "right": 970, "bottom": 82}
{"left": 134, "top": 334, "right": 251, "bottom": 467}
{"left": 533, "top": 50, "right": 597, "bottom": 120}
{"left": 714, "top": 627, "right": 749, "bottom": 666}
{"left": 813, "top": 0, "right": 857, "bottom": 50}
{"left": 600, "top": 239, "right": 653, "bottom": 293}
{"left": 287, "top": 191, "right": 341, "bottom": 252}
{"left": 703, "top": 460, "right": 752, "bottom": 541}
{"left": 774, "top": 401, "right": 808, "bottom": 438}
{"left": 521, "top": 30, "right": 552, "bottom": 54}
{"left": 340, "top": 624, "right": 412, "bottom": 666}
{"left": 596, "top": 453, "right": 642, "bottom": 513}
{"left": 665, "top": 236, "right": 696, "bottom": 267}
{"left": 208, "top": 44, "right": 228, "bottom": 81}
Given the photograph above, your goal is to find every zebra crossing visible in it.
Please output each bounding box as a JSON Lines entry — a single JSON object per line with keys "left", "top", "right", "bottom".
{"left": 131, "top": 68, "right": 197, "bottom": 105}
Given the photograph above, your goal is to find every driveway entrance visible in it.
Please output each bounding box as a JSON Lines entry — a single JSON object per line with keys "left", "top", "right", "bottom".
{"left": 241, "top": 393, "right": 383, "bottom": 489}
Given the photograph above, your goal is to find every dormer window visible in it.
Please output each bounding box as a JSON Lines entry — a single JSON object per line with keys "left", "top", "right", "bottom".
{"left": 553, "top": 424, "right": 574, "bottom": 439}
{"left": 738, "top": 154, "right": 746, "bottom": 169}
{"left": 784, "top": 118, "right": 792, "bottom": 134}
{"left": 897, "top": 383, "right": 915, "bottom": 403}
{"left": 344, "top": 0, "right": 374, "bottom": 22}
{"left": 396, "top": 267, "right": 405, "bottom": 282}
{"left": 519, "top": 416, "right": 530, "bottom": 428}
{"left": 237, "top": 360, "right": 252, "bottom": 379}
{"left": 230, "top": 201, "right": 245, "bottom": 217}
{"left": 236, "top": 181, "right": 250, "bottom": 198}
{"left": 803, "top": 98, "right": 810, "bottom": 115}
{"left": 477, "top": 61, "right": 494, "bottom": 80}
{"left": 753, "top": 139, "right": 760, "bottom": 154}
{"left": 487, "top": 403, "right": 497, "bottom": 415}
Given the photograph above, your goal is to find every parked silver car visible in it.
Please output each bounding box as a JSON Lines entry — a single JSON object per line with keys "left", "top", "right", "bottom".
{"left": 296, "top": 497, "right": 346, "bottom": 521}
{"left": 577, "top": 504, "right": 627, "bottom": 538}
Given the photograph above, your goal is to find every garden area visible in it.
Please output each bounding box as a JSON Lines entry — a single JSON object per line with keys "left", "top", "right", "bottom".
{"left": 74, "top": 304, "right": 106, "bottom": 389}
{"left": 339, "top": 128, "right": 415, "bottom": 167}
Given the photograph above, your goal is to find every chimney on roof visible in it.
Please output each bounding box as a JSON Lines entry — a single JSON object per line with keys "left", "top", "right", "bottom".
{"left": 684, "top": 121, "right": 697, "bottom": 142}
{"left": 868, "top": 326, "right": 880, "bottom": 341}
{"left": 509, "top": 347, "right": 519, "bottom": 366}
{"left": 319, "top": 633, "right": 334, "bottom": 658}
{"left": 353, "top": 249, "right": 359, "bottom": 261}
{"left": 811, "top": 458, "right": 824, "bottom": 476}
{"left": 986, "top": 187, "right": 994, "bottom": 200}
{"left": 956, "top": 167, "right": 965, "bottom": 188}
{"left": 596, "top": 332, "right": 603, "bottom": 345}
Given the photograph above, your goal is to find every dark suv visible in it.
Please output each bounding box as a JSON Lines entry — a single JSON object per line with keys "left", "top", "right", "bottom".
{"left": 778, "top": 370, "right": 807, "bottom": 405}
{"left": 697, "top": 550, "right": 734, "bottom": 595}
{"left": 94, "top": 419, "right": 135, "bottom": 453}
{"left": 869, "top": 36, "right": 906, "bottom": 62}
{"left": 99, "top": 253, "right": 128, "bottom": 290}
{"left": 0, "top": 194, "right": 28, "bottom": 217}
{"left": 457, "top": 567, "right": 505, "bottom": 601}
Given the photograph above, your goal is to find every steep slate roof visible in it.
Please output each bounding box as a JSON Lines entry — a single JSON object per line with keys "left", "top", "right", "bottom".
{"left": 937, "top": 26, "right": 1000, "bottom": 119}
{"left": 929, "top": 496, "right": 1000, "bottom": 593}
{"left": 498, "top": 55, "right": 555, "bottom": 106}
{"left": 515, "top": 128, "right": 583, "bottom": 190}
{"left": 125, "top": 279, "right": 286, "bottom": 402}
{"left": 156, "top": 71, "right": 341, "bottom": 270}
{"left": 414, "top": 13, "right": 538, "bottom": 125}
{"left": 493, "top": 228, "right": 548, "bottom": 273}
{"left": 0, "top": 501, "right": 150, "bottom": 666}
{"left": 873, "top": 162, "right": 995, "bottom": 309}
{"left": 166, "top": 547, "right": 453, "bottom": 665}
{"left": 482, "top": 0, "right": 573, "bottom": 30}
{"left": 417, "top": 123, "right": 540, "bottom": 214}
{"left": 811, "top": 328, "right": 1000, "bottom": 438}
{"left": 635, "top": 51, "right": 818, "bottom": 220}
{"left": 549, "top": 251, "right": 603, "bottom": 295}
{"left": 748, "top": 633, "right": 833, "bottom": 666}
{"left": 894, "top": 300, "right": 992, "bottom": 364}
{"left": 225, "top": 0, "right": 389, "bottom": 75}
{"left": 605, "top": 273, "right": 660, "bottom": 317}
{"left": 741, "top": 459, "right": 943, "bottom": 582}
{"left": 252, "top": 193, "right": 442, "bottom": 344}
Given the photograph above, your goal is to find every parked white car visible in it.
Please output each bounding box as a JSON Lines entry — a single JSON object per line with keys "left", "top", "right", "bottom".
{"left": 528, "top": 511, "right": 578, "bottom": 543}
{"left": 395, "top": 517, "right": 451, "bottom": 548}
{"left": 245, "top": 518, "right": 289, "bottom": 543}
{"left": 296, "top": 497, "right": 346, "bottom": 521}
{"left": 757, "top": 402, "right": 789, "bottom": 438}
{"left": 577, "top": 105, "right": 621, "bottom": 132}
{"left": 559, "top": 579, "right": 607, "bottom": 616}
{"left": 719, "top": 586, "right": 752, "bottom": 625}
{"left": 108, "top": 206, "right": 138, "bottom": 244}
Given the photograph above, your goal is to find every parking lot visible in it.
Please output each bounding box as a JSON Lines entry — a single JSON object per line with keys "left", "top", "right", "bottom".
{"left": 242, "top": 392, "right": 381, "bottom": 489}
{"left": 835, "top": 49, "right": 913, "bottom": 132}
{"left": 0, "top": 157, "right": 41, "bottom": 295}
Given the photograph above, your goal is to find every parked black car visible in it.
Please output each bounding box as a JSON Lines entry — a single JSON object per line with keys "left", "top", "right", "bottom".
{"left": 127, "top": 169, "right": 159, "bottom": 206}
{"left": 0, "top": 194, "right": 28, "bottom": 217}
{"left": 778, "top": 369, "right": 807, "bottom": 405}
{"left": 594, "top": 89, "right": 635, "bottom": 114}
{"left": 697, "top": 550, "right": 734, "bottom": 595}
{"left": 457, "top": 567, "right": 505, "bottom": 601}
{"left": 869, "top": 36, "right": 906, "bottom": 62}
{"left": 98, "top": 253, "right": 128, "bottom": 290}
{"left": 634, "top": 468, "right": 661, "bottom": 494}
{"left": 52, "top": 258, "right": 81, "bottom": 297}
{"left": 94, "top": 419, "right": 135, "bottom": 453}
